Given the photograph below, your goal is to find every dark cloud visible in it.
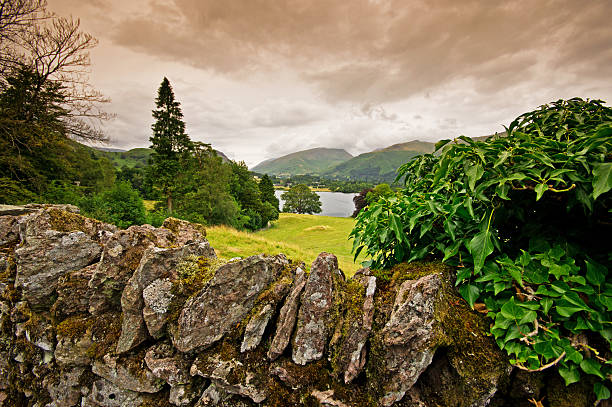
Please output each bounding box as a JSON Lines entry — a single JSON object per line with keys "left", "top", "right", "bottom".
{"left": 104, "top": 0, "right": 612, "bottom": 103}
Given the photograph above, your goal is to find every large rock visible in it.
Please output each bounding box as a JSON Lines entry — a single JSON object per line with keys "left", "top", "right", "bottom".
{"left": 191, "top": 354, "right": 267, "bottom": 403}
{"left": 292, "top": 253, "right": 344, "bottom": 365}
{"left": 377, "top": 273, "right": 442, "bottom": 406}
{"left": 91, "top": 353, "right": 163, "bottom": 393}
{"left": 145, "top": 343, "right": 196, "bottom": 406}
{"left": 161, "top": 217, "right": 207, "bottom": 245}
{"left": 268, "top": 266, "right": 307, "bottom": 360}
{"left": 44, "top": 366, "right": 87, "bottom": 407}
{"left": 88, "top": 224, "right": 176, "bottom": 315}
{"left": 142, "top": 277, "right": 174, "bottom": 338}
{"left": 173, "top": 254, "right": 290, "bottom": 353}
{"left": 333, "top": 269, "right": 376, "bottom": 383}
{"left": 0, "top": 215, "right": 20, "bottom": 247}
{"left": 82, "top": 378, "right": 143, "bottom": 407}
{"left": 241, "top": 266, "right": 294, "bottom": 353}
{"left": 51, "top": 264, "right": 97, "bottom": 319}
{"left": 14, "top": 209, "right": 115, "bottom": 309}
{"left": 116, "top": 241, "right": 216, "bottom": 353}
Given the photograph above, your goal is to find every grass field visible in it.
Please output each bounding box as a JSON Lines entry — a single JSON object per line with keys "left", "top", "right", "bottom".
{"left": 205, "top": 213, "right": 363, "bottom": 276}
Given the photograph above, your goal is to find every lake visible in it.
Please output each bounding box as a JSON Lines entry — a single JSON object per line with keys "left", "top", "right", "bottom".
{"left": 275, "top": 190, "right": 356, "bottom": 217}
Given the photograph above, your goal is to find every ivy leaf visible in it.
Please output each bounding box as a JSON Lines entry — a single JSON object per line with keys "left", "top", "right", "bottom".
{"left": 466, "top": 163, "right": 484, "bottom": 191}
{"left": 459, "top": 284, "right": 480, "bottom": 308}
{"left": 559, "top": 365, "right": 581, "bottom": 386}
{"left": 592, "top": 162, "right": 612, "bottom": 199}
{"left": 434, "top": 139, "right": 452, "bottom": 151}
{"left": 541, "top": 298, "right": 553, "bottom": 314}
{"left": 586, "top": 259, "right": 606, "bottom": 286}
{"left": 468, "top": 230, "right": 494, "bottom": 274}
{"left": 519, "top": 310, "right": 537, "bottom": 325}
{"left": 535, "top": 183, "right": 548, "bottom": 201}
{"left": 580, "top": 358, "right": 605, "bottom": 379}
{"left": 594, "top": 382, "right": 611, "bottom": 401}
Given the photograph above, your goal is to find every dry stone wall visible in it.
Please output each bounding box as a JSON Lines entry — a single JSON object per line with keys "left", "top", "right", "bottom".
{"left": 0, "top": 205, "right": 599, "bottom": 407}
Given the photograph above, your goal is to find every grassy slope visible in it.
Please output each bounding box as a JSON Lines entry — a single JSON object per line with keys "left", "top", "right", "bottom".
{"left": 206, "top": 213, "right": 362, "bottom": 276}
{"left": 251, "top": 148, "right": 353, "bottom": 176}
{"left": 323, "top": 150, "right": 427, "bottom": 183}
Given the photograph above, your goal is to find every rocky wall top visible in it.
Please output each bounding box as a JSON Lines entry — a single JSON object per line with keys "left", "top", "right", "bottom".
{"left": 0, "top": 205, "right": 599, "bottom": 407}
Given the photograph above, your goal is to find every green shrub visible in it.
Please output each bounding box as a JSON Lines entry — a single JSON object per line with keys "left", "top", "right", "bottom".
{"left": 350, "top": 98, "right": 612, "bottom": 399}
{"left": 81, "top": 181, "right": 147, "bottom": 228}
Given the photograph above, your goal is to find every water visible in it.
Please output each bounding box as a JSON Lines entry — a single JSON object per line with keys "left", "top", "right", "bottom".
{"left": 275, "top": 190, "right": 356, "bottom": 217}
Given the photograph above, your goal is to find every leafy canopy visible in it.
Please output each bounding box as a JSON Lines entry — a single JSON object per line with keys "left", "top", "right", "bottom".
{"left": 281, "top": 184, "right": 322, "bottom": 214}
{"left": 350, "top": 98, "right": 612, "bottom": 399}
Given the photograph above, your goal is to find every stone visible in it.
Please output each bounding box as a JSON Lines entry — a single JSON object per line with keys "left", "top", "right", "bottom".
{"left": 268, "top": 266, "right": 307, "bottom": 360}
{"left": 241, "top": 268, "right": 293, "bottom": 353}
{"left": 91, "top": 353, "right": 163, "bottom": 393}
{"left": 142, "top": 278, "right": 174, "bottom": 338}
{"left": 83, "top": 378, "right": 143, "bottom": 407}
{"left": 194, "top": 383, "right": 251, "bottom": 407}
{"left": 88, "top": 224, "right": 176, "bottom": 315}
{"left": 292, "top": 253, "right": 344, "bottom": 365}
{"left": 44, "top": 366, "right": 86, "bottom": 407}
{"left": 378, "top": 273, "right": 443, "bottom": 407}
{"left": 0, "top": 204, "right": 38, "bottom": 216}
{"left": 0, "top": 215, "right": 20, "bottom": 247}
{"left": 15, "top": 230, "right": 102, "bottom": 309}
{"left": 161, "top": 216, "right": 207, "bottom": 245}
{"left": 14, "top": 208, "right": 114, "bottom": 309}
{"left": 144, "top": 343, "right": 190, "bottom": 386}
{"left": 145, "top": 343, "right": 197, "bottom": 406}
{"left": 51, "top": 264, "right": 97, "bottom": 319}
{"left": 334, "top": 271, "right": 376, "bottom": 383}
{"left": 311, "top": 389, "right": 349, "bottom": 407}
{"left": 173, "top": 254, "right": 290, "bottom": 353}
{"left": 55, "top": 329, "right": 94, "bottom": 366}
{"left": 116, "top": 241, "right": 216, "bottom": 353}
{"left": 191, "top": 354, "right": 267, "bottom": 403}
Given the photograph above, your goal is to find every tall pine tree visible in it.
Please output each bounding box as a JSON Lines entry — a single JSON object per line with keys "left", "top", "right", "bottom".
{"left": 149, "top": 77, "right": 192, "bottom": 213}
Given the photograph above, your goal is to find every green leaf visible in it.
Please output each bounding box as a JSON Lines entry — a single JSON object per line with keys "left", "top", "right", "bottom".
{"left": 519, "top": 310, "right": 537, "bottom": 325}
{"left": 541, "top": 298, "right": 553, "bottom": 314}
{"left": 501, "top": 297, "right": 525, "bottom": 320}
{"left": 592, "top": 162, "right": 612, "bottom": 199}
{"left": 594, "top": 382, "right": 611, "bottom": 401}
{"left": 459, "top": 284, "right": 480, "bottom": 308}
{"left": 580, "top": 358, "right": 605, "bottom": 379}
{"left": 466, "top": 163, "right": 484, "bottom": 191}
{"left": 558, "top": 365, "right": 581, "bottom": 386}
{"left": 468, "top": 230, "right": 494, "bottom": 274}
{"left": 434, "top": 139, "right": 452, "bottom": 151}
{"left": 535, "top": 183, "right": 548, "bottom": 201}
{"left": 586, "top": 259, "right": 606, "bottom": 286}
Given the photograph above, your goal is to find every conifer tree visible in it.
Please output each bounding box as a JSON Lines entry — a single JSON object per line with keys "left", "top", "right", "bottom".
{"left": 258, "top": 174, "right": 279, "bottom": 212}
{"left": 149, "top": 77, "right": 192, "bottom": 213}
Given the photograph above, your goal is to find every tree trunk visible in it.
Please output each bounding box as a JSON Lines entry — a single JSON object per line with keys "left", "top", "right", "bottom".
{"left": 167, "top": 193, "right": 173, "bottom": 214}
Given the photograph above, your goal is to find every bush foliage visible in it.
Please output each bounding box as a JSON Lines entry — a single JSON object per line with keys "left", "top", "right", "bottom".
{"left": 350, "top": 98, "right": 612, "bottom": 399}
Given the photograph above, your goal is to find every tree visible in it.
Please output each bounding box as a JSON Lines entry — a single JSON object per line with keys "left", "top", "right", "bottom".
{"left": 351, "top": 187, "right": 373, "bottom": 217}
{"left": 149, "top": 77, "right": 192, "bottom": 213}
{"left": 281, "top": 184, "right": 322, "bottom": 214}
{"left": 259, "top": 174, "right": 280, "bottom": 214}
{"left": 175, "top": 142, "right": 241, "bottom": 226}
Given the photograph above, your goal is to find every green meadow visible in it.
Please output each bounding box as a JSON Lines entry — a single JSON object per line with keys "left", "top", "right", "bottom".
{"left": 206, "top": 213, "right": 362, "bottom": 276}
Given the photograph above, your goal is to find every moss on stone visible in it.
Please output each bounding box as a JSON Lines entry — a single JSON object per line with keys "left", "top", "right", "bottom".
{"left": 86, "top": 312, "right": 123, "bottom": 360}
{"left": 47, "top": 208, "right": 89, "bottom": 233}
{"left": 55, "top": 314, "right": 94, "bottom": 340}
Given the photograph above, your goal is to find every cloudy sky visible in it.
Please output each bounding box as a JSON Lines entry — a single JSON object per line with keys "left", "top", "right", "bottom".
{"left": 48, "top": 0, "right": 612, "bottom": 167}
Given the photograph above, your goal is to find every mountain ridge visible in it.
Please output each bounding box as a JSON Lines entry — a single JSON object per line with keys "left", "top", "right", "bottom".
{"left": 251, "top": 147, "right": 353, "bottom": 176}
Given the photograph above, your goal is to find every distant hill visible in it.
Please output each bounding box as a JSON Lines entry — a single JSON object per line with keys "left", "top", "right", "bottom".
{"left": 323, "top": 140, "right": 435, "bottom": 183}
{"left": 251, "top": 148, "right": 353, "bottom": 176}
{"left": 94, "top": 147, "right": 230, "bottom": 169}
